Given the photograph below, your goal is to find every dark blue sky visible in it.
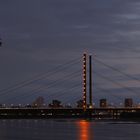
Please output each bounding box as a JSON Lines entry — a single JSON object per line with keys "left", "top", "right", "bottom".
{"left": 1, "top": 0, "right": 140, "bottom": 106}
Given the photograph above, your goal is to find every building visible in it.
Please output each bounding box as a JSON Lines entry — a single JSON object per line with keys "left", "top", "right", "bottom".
{"left": 124, "top": 98, "right": 133, "bottom": 107}
{"left": 100, "top": 99, "right": 107, "bottom": 108}
{"left": 48, "top": 100, "right": 62, "bottom": 108}
{"left": 76, "top": 100, "right": 83, "bottom": 108}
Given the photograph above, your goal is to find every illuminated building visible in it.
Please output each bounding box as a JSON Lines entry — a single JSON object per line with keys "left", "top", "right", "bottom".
{"left": 100, "top": 99, "right": 107, "bottom": 108}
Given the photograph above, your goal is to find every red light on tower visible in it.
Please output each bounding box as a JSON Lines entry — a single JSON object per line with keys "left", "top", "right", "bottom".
{"left": 83, "top": 53, "right": 87, "bottom": 111}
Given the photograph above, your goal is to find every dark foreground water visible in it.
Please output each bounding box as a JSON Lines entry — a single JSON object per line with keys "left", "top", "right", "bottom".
{"left": 0, "top": 119, "right": 140, "bottom": 140}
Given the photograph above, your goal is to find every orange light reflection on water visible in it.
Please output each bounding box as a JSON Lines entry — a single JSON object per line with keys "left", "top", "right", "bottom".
{"left": 77, "top": 120, "right": 93, "bottom": 140}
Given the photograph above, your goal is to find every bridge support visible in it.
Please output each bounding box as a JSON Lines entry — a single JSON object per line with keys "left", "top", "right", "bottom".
{"left": 83, "top": 53, "right": 87, "bottom": 111}
{"left": 89, "top": 55, "right": 93, "bottom": 108}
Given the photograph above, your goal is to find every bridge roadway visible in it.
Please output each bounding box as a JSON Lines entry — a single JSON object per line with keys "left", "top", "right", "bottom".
{"left": 0, "top": 107, "right": 139, "bottom": 119}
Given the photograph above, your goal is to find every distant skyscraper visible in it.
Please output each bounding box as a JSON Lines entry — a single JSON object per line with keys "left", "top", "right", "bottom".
{"left": 124, "top": 98, "right": 133, "bottom": 107}
{"left": 100, "top": 99, "right": 107, "bottom": 108}
{"left": 48, "top": 100, "right": 62, "bottom": 108}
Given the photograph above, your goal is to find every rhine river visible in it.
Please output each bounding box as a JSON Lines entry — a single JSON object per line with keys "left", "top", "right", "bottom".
{"left": 0, "top": 119, "right": 139, "bottom": 140}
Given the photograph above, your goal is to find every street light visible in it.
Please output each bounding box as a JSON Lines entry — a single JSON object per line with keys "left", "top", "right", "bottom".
{"left": 119, "top": 103, "right": 123, "bottom": 107}
{"left": 11, "top": 104, "right": 13, "bottom": 108}
{"left": 3, "top": 104, "right": 6, "bottom": 108}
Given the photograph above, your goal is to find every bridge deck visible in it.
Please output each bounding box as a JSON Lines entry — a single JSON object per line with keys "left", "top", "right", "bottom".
{"left": 0, "top": 107, "right": 138, "bottom": 119}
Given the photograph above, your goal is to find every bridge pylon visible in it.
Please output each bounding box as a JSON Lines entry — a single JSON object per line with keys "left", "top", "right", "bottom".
{"left": 82, "top": 53, "right": 87, "bottom": 111}
{"left": 82, "top": 53, "right": 93, "bottom": 111}
{"left": 89, "top": 54, "right": 93, "bottom": 108}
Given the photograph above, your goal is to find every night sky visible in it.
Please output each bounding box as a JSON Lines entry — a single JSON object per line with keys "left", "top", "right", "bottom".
{"left": 1, "top": 0, "right": 140, "bottom": 106}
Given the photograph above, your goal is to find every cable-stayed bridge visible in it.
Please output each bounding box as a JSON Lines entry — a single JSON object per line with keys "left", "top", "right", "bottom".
{"left": 0, "top": 53, "right": 140, "bottom": 118}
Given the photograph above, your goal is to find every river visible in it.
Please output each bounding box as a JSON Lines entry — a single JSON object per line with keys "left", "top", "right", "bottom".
{"left": 0, "top": 119, "right": 139, "bottom": 140}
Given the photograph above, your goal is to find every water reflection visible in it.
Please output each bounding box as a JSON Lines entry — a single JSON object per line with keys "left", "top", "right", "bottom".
{"left": 77, "top": 120, "right": 93, "bottom": 140}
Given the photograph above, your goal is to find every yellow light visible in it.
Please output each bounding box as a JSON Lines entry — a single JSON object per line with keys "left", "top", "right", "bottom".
{"left": 89, "top": 105, "right": 93, "bottom": 109}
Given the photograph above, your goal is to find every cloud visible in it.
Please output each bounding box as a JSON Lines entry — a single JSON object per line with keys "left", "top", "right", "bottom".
{"left": 1, "top": 0, "right": 140, "bottom": 104}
